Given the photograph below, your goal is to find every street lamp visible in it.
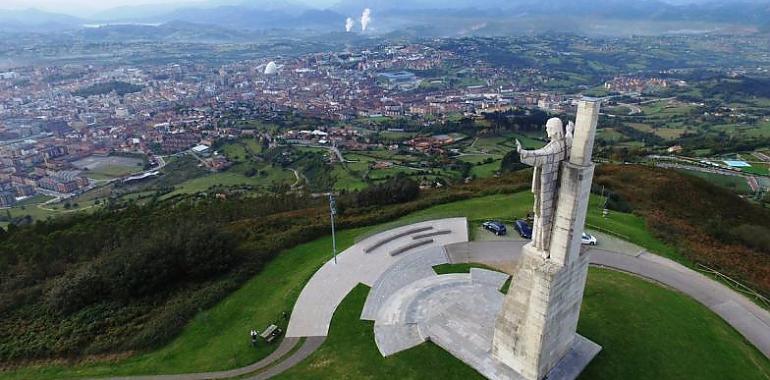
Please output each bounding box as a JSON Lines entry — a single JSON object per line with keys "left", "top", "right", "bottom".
{"left": 329, "top": 193, "right": 337, "bottom": 264}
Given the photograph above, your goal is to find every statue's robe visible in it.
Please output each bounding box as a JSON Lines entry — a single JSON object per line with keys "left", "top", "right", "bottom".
{"left": 519, "top": 136, "right": 570, "bottom": 253}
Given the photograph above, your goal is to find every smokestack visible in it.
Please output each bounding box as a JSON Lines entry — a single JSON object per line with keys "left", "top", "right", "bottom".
{"left": 345, "top": 17, "right": 355, "bottom": 32}
{"left": 360, "top": 8, "right": 371, "bottom": 32}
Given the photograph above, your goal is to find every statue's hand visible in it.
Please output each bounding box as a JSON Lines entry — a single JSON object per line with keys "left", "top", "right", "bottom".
{"left": 515, "top": 139, "right": 522, "bottom": 153}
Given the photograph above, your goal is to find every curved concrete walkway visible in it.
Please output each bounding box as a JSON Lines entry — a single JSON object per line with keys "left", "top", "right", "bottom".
{"left": 245, "top": 336, "right": 326, "bottom": 380}
{"left": 286, "top": 218, "right": 468, "bottom": 338}
{"left": 97, "top": 337, "right": 301, "bottom": 380}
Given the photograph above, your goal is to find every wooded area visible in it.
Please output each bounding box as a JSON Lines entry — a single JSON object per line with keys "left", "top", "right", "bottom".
{"left": 0, "top": 174, "right": 529, "bottom": 364}
{"left": 595, "top": 165, "right": 770, "bottom": 296}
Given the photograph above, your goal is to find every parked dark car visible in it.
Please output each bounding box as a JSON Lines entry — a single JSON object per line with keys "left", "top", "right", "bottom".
{"left": 514, "top": 220, "right": 532, "bottom": 239}
{"left": 482, "top": 221, "right": 507, "bottom": 236}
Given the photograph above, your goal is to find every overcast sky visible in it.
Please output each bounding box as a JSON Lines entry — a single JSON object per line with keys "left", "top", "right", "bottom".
{"left": 0, "top": 0, "right": 204, "bottom": 13}
{"left": 0, "top": 0, "right": 338, "bottom": 15}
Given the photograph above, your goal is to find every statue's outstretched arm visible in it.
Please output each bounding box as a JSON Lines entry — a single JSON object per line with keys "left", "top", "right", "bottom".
{"left": 517, "top": 139, "right": 556, "bottom": 167}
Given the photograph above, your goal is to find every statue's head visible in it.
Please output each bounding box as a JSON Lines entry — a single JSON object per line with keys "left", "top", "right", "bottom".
{"left": 546, "top": 118, "right": 564, "bottom": 140}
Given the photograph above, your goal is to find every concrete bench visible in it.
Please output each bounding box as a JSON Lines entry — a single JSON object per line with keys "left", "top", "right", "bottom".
{"left": 364, "top": 226, "right": 433, "bottom": 253}
{"left": 389, "top": 239, "right": 434, "bottom": 257}
{"left": 412, "top": 229, "right": 451, "bottom": 240}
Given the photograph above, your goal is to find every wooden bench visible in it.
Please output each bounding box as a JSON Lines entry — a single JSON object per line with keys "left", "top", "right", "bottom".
{"left": 364, "top": 226, "right": 433, "bottom": 253}
{"left": 260, "top": 324, "right": 283, "bottom": 343}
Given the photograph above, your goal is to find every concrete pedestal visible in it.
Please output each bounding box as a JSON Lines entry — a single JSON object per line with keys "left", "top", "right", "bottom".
{"left": 492, "top": 244, "right": 599, "bottom": 379}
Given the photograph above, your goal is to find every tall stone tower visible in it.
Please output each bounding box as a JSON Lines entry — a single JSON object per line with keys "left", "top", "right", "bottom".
{"left": 492, "top": 100, "right": 601, "bottom": 380}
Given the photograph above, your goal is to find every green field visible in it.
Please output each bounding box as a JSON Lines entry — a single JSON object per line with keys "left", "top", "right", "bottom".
{"left": 640, "top": 100, "right": 695, "bottom": 118}
{"left": 740, "top": 165, "right": 770, "bottom": 176}
{"left": 380, "top": 131, "right": 419, "bottom": 140}
{"left": 470, "top": 134, "right": 543, "bottom": 155}
{"left": 680, "top": 170, "right": 752, "bottom": 194}
{"left": 87, "top": 164, "right": 141, "bottom": 178}
{"left": 73, "top": 155, "right": 146, "bottom": 180}
{"left": 470, "top": 161, "right": 501, "bottom": 178}
{"left": 332, "top": 165, "right": 368, "bottom": 191}
{"left": 161, "top": 164, "right": 294, "bottom": 198}
{"left": 222, "top": 142, "right": 248, "bottom": 160}
{"left": 597, "top": 128, "right": 627, "bottom": 143}
{"left": 626, "top": 122, "right": 686, "bottom": 140}
{"left": 0, "top": 193, "right": 761, "bottom": 379}
{"left": 713, "top": 122, "right": 770, "bottom": 139}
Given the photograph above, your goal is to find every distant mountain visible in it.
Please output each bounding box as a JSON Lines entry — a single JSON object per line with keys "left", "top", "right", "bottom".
{"left": 91, "top": 0, "right": 311, "bottom": 22}
{"left": 149, "top": 6, "right": 345, "bottom": 31}
{"left": 332, "top": 0, "right": 770, "bottom": 33}
{"left": 2, "top": 0, "right": 769, "bottom": 39}
{"left": 0, "top": 8, "right": 83, "bottom": 32}
{"left": 76, "top": 21, "right": 254, "bottom": 43}
{"left": 89, "top": 3, "right": 203, "bottom": 22}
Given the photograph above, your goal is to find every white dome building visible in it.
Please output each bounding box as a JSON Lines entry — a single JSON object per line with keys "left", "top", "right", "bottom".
{"left": 264, "top": 61, "right": 278, "bottom": 75}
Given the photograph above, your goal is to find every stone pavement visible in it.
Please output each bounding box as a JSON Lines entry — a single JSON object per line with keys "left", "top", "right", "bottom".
{"left": 361, "top": 245, "right": 448, "bottom": 321}
{"left": 246, "top": 336, "right": 326, "bottom": 380}
{"left": 286, "top": 218, "right": 468, "bottom": 338}
{"left": 369, "top": 266, "right": 599, "bottom": 380}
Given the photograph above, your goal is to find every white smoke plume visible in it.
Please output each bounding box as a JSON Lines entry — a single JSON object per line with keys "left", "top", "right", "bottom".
{"left": 360, "top": 8, "right": 371, "bottom": 32}
{"left": 345, "top": 17, "right": 355, "bottom": 32}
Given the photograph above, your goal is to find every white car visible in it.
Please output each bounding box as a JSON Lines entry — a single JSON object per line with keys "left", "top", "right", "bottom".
{"left": 581, "top": 232, "right": 597, "bottom": 246}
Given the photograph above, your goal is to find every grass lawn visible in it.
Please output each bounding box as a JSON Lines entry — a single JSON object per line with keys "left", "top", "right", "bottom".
{"left": 274, "top": 284, "right": 484, "bottom": 380}
{"left": 221, "top": 142, "right": 248, "bottom": 160}
{"left": 380, "top": 131, "right": 419, "bottom": 140}
{"left": 740, "top": 164, "right": 770, "bottom": 176}
{"left": 579, "top": 269, "right": 770, "bottom": 380}
{"left": 471, "top": 137, "right": 509, "bottom": 155}
{"left": 6, "top": 204, "right": 60, "bottom": 221}
{"left": 456, "top": 154, "right": 498, "bottom": 165}
{"left": 160, "top": 165, "right": 294, "bottom": 198}
{"left": 432, "top": 263, "right": 497, "bottom": 275}
{"left": 470, "top": 161, "right": 501, "bottom": 178}
{"left": 597, "top": 128, "right": 627, "bottom": 143}
{"left": 86, "top": 164, "right": 142, "bottom": 178}
{"left": 655, "top": 127, "right": 687, "bottom": 140}
{"left": 585, "top": 195, "right": 682, "bottom": 262}
{"left": 332, "top": 166, "right": 368, "bottom": 191}
{"left": 679, "top": 170, "right": 752, "bottom": 194}
{"left": 2, "top": 193, "right": 764, "bottom": 379}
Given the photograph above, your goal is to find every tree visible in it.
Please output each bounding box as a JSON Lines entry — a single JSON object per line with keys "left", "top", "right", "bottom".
{"left": 500, "top": 150, "right": 527, "bottom": 173}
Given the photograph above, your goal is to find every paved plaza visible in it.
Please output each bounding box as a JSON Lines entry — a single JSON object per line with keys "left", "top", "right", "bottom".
{"left": 286, "top": 218, "right": 468, "bottom": 338}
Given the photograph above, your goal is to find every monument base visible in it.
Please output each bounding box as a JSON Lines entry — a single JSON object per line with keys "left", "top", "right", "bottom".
{"left": 364, "top": 245, "right": 601, "bottom": 380}
{"left": 492, "top": 243, "right": 595, "bottom": 379}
